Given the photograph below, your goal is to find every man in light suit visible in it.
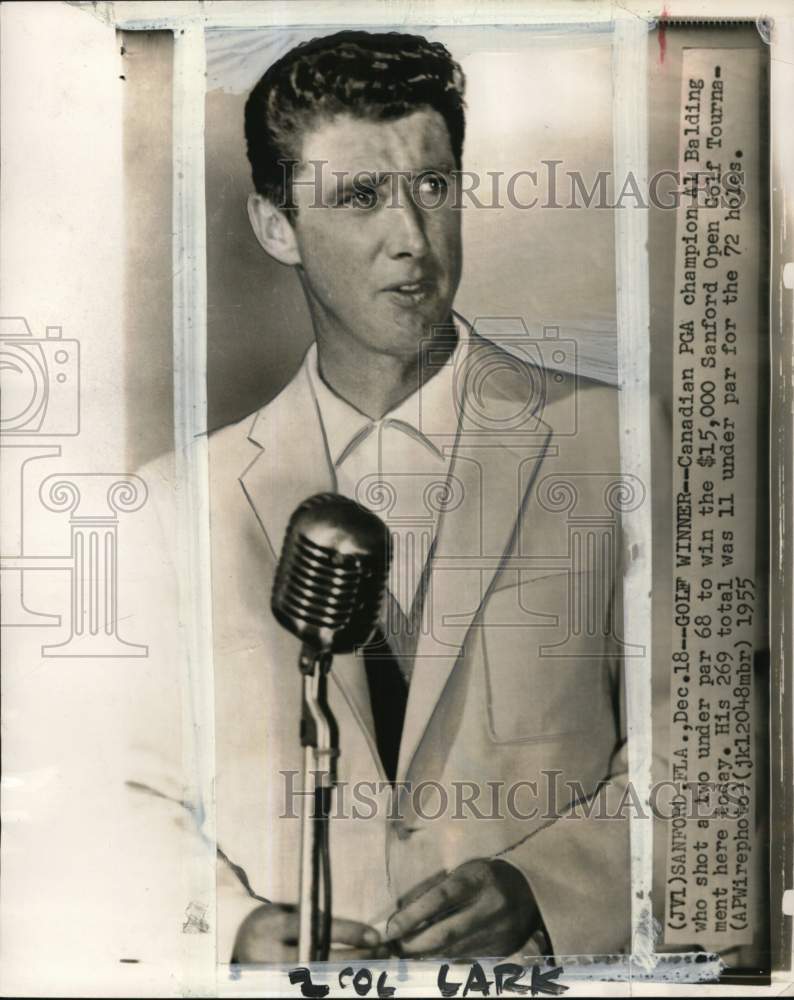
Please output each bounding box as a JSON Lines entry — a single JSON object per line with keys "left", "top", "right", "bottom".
{"left": 187, "top": 30, "right": 640, "bottom": 965}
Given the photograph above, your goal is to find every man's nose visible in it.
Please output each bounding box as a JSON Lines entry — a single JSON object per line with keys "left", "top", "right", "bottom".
{"left": 385, "top": 186, "right": 429, "bottom": 259}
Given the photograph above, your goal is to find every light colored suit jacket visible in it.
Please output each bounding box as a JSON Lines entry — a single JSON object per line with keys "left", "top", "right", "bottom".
{"left": 132, "top": 332, "right": 662, "bottom": 964}
{"left": 207, "top": 331, "right": 638, "bottom": 959}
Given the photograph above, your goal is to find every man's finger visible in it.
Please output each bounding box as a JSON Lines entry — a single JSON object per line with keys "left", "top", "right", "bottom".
{"left": 330, "top": 917, "right": 381, "bottom": 949}
{"left": 396, "top": 869, "right": 449, "bottom": 909}
{"left": 386, "top": 870, "right": 477, "bottom": 942}
{"left": 275, "top": 912, "right": 380, "bottom": 949}
{"left": 396, "top": 899, "right": 494, "bottom": 957}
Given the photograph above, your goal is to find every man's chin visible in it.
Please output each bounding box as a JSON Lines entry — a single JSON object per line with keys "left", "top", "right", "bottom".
{"left": 380, "top": 303, "right": 455, "bottom": 353}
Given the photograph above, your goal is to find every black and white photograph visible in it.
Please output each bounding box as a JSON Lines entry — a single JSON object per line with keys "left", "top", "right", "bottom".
{"left": 0, "top": 2, "right": 792, "bottom": 997}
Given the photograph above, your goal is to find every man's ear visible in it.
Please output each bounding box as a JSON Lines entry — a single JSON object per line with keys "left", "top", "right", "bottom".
{"left": 247, "top": 193, "right": 301, "bottom": 267}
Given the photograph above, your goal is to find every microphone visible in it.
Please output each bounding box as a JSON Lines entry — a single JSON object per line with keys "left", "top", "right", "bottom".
{"left": 272, "top": 492, "right": 391, "bottom": 655}
{"left": 270, "top": 493, "right": 391, "bottom": 962}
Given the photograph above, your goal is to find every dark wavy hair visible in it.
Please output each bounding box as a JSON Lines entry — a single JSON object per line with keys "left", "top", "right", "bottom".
{"left": 244, "top": 30, "right": 466, "bottom": 213}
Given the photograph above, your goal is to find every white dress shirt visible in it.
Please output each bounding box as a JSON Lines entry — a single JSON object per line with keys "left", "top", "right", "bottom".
{"left": 305, "top": 322, "right": 467, "bottom": 620}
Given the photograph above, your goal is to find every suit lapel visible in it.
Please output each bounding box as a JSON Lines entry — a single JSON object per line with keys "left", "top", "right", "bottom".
{"left": 241, "top": 364, "right": 334, "bottom": 558}
{"left": 397, "top": 336, "right": 554, "bottom": 779}
{"left": 239, "top": 365, "right": 380, "bottom": 759}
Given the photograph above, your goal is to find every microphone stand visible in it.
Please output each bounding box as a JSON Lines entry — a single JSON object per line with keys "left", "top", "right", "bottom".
{"left": 297, "top": 643, "right": 338, "bottom": 963}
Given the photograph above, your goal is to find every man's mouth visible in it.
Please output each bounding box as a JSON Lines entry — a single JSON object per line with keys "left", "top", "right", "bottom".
{"left": 383, "top": 279, "right": 434, "bottom": 305}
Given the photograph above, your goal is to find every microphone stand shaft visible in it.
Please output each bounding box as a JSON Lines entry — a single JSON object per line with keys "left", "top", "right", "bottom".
{"left": 298, "top": 743, "right": 320, "bottom": 962}
{"left": 297, "top": 652, "right": 336, "bottom": 963}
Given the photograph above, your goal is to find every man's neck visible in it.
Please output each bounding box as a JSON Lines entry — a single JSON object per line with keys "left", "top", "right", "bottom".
{"left": 314, "top": 318, "right": 458, "bottom": 420}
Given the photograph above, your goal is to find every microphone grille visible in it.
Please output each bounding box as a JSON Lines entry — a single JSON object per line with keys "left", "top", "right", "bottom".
{"left": 272, "top": 493, "right": 391, "bottom": 653}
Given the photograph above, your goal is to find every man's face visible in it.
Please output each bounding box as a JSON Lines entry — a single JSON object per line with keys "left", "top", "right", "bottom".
{"left": 290, "top": 108, "right": 462, "bottom": 358}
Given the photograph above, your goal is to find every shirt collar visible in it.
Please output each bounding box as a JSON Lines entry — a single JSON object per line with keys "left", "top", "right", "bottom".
{"left": 305, "top": 316, "right": 468, "bottom": 468}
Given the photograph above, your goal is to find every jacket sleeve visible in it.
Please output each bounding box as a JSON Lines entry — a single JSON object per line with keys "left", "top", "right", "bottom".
{"left": 497, "top": 732, "right": 633, "bottom": 957}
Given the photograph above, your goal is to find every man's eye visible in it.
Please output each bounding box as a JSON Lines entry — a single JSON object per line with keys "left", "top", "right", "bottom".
{"left": 341, "top": 186, "right": 377, "bottom": 209}
{"left": 416, "top": 173, "right": 449, "bottom": 198}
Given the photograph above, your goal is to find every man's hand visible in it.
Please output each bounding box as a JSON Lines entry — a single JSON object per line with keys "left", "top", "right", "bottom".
{"left": 233, "top": 903, "right": 386, "bottom": 963}
{"left": 385, "top": 859, "right": 539, "bottom": 959}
